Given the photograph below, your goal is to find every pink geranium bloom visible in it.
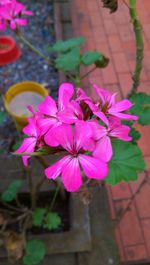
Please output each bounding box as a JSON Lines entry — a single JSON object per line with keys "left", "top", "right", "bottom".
{"left": 90, "top": 117, "right": 132, "bottom": 162}
{"left": 45, "top": 121, "right": 108, "bottom": 192}
{"left": 38, "top": 83, "right": 83, "bottom": 147}
{"left": 0, "top": 0, "right": 12, "bottom": 6}
{"left": 0, "top": 0, "right": 33, "bottom": 30}
{"left": 77, "top": 84, "right": 138, "bottom": 125}
{"left": 16, "top": 117, "right": 43, "bottom": 166}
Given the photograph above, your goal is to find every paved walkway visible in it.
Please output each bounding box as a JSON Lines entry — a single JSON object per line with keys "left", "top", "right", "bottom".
{"left": 71, "top": 0, "right": 150, "bottom": 263}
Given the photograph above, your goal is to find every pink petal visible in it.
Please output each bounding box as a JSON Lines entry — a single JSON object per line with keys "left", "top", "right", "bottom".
{"left": 38, "top": 96, "right": 57, "bottom": 117}
{"left": 109, "top": 125, "right": 132, "bottom": 141}
{"left": 62, "top": 157, "right": 82, "bottom": 192}
{"left": 44, "top": 123, "right": 62, "bottom": 147}
{"left": 15, "top": 18, "right": 28, "bottom": 27}
{"left": 93, "top": 136, "right": 113, "bottom": 162}
{"left": 37, "top": 117, "right": 57, "bottom": 135}
{"left": 88, "top": 120, "right": 107, "bottom": 140}
{"left": 45, "top": 123, "right": 73, "bottom": 148}
{"left": 109, "top": 99, "right": 133, "bottom": 113}
{"left": 58, "top": 83, "right": 74, "bottom": 111}
{"left": 109, "top": 111, "right": 138, "bottom": 121}
{"left": 94, "top": 111, "right": 109, "bottom": 126}
{"left": 15, "top": 137, "right": 36, "bottom": 167}
{"left": 74, "top": 120, "right": 94, "bottom": 151}
{"left": 22, "top": 10, "right": 33, "bottom": 16}
{"left": 45, "top": 156, "right": 70, "bottom": 180}
{"left": 10, "top": 20, "right": 16, "bottom": 29}
{"left": 23, "top": 118, "right": 37, "bottom": 137}
{"left": 57, "top": 108, "right": 79, "bottom": 124}
{"left": 79, "top": 154, "right": 108, "bottom": 180}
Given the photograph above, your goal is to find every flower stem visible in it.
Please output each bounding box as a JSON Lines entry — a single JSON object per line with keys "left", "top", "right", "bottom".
{"left": 127, "top": 0, "right": 144, "bottom": 98}
{"left": 49, "top": 181, "right": 61, "bottom": 212}
{"left": 17, "top": 33, "right": 52, "bottom": 65}
{"left": 81, "top": 66, "right": 97, "bottom": 80}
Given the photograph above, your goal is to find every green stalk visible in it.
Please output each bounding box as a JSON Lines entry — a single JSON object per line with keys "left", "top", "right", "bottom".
{"left": 127, "top": 0, "right": 144, "bottom": 98}
{"left": 17, "top": 33, "right": 52, "bottom": 65}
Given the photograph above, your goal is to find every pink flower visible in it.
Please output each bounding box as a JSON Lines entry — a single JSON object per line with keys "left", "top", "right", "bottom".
{"left": 0, "top": 0, "right": 33, "bottom": 30}
{"left": 90, "top": 117, "right": 132, "bottom": 162}
{"left": 77, "top": 85, "right": 138, "bottom": 125}
{"left": 45, "top": 121, "right": 108, "bottom": 192}
{"left": 38, "top": 83, "right": 83, "bottom": 147}
{"left": 0, "top": 0, "right": 12, "bottom": 6}
{"left": 15, "top": 117, "right": 43, "bottom": 166}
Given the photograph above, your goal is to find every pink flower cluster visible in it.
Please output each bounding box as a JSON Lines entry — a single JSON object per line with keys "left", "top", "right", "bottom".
{"left": 16, "top": 83, "right": 138, "bottom": 192}
{"left": 0, "top": 0, "right": 33, "bottom": 31}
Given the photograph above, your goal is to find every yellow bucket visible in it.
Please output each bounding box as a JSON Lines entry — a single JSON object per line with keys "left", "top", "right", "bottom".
{"left": 4, "top": 81, "right": 48, "bottom": 130}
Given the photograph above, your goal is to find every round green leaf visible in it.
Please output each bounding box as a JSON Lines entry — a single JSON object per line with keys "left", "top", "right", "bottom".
{"left": 1, "top": 180, "right": 23, "bottom": 202}
{"left": 51, "top": 36, "right": 86, "bottom": 53}
{"left": 23, "top": 240, "right": 46, "bottom": 265}
{"left": 81, "top": 51, "right": 101, "bottom": 65}
{"left": 32, "top": 208, "right": 46, "bottom": 227}
{"left": 130, "top": 92, "right": 150, "bottom": 125}
{"left": 106, "top": 140, "right": 145, "bottom": 185}
{"left": 55, "top": 47, "right": 80, "bottom": 71}
{"left": 45, "top": 212, "right": 61, "bottom": 230}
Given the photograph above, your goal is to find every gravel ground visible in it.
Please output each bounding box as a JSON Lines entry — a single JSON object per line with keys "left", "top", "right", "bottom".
{"left": 0, "top": 0, "right": 59, "bottom": 99}
{"left": 0, "top": 0, "right": 59, "bottom": 153}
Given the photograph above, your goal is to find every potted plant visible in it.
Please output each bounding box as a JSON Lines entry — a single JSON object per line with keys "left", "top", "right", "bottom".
{"left": 0, "top": 0, "right": 150, "bottom": 264}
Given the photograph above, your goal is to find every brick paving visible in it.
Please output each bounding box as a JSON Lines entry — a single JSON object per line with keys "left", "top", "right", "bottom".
{"left": 71, "top": 0, "right": 150, "bottom": 263}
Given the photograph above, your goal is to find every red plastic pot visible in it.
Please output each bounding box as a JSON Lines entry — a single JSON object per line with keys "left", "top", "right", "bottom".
{"left": 0, "top": 35, "right": 21, "bottom": 66}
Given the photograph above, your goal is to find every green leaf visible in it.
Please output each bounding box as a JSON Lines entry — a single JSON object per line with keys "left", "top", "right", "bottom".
{"left": 130, "top": 92, "right": 150, "bottom": 125}
{"left": 1, "top": 180, "right": 23, "bottom": 202}
{"left": 0, "top": 111, "right": 7, "bottom": 125}
{"left": 23, "top": 240, "right": 46, "bottom": 265}
{"left": 81, "top": 51, "right": 101, "bottom": 65}
{"left": 32, "top": 208, "right": 46, "bottom": 227}
{"left": 50, "top": 36, "right": 86, "bottom": 53}
{"left": 45, "top": 212, "right": 61, "bottom": 230}
{"left": 55, "top": 47, "right": 80, "bottom": 71}
{"left": 105, "top": 140, "right": 145, "bottom": 185}
{"left": 129, "top": 127, "right": 141, "bottom": 143}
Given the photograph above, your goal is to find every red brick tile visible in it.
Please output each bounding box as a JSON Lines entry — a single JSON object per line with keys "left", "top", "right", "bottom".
{"left": 92, "top": 26, "right": 107, "bottom": 43}
{"left": 118, "top": 25, "right": 134, "bottom": 42}
{"left": 135, "top": 124, "right": 150, "bottom": 157}
{"left": 145, "top": 156, "right": 150, "bottom": 172}
{"left": 130, "top": 173, "right": 145, "bottom": 195}
{"left": 101, "top": 63, "right": 118, "bottom": 84}
{"left": 108, "top": 35, "right": 123, "bottom": 53}
{"left": 143, "top": 51, "right": 150, "bottom": 70}
{"left": 87, "top": 0, "right": 99, "bottom": 13}
{"left": 135, "top": 182, "right": 150, "bottom": 219}
{"left": 142, "top": 219, "right": 150, "bottom": 254}
{"left": 95, "top": 42, "right": 110, "bottom": 57}
{"left": 89, "top": 12, "right": 102, "bottom": 27}
{"left": 113, "top": 52, "right": 129, "bottom": 73}
{"left": 138, "top": 82, "right": 150, "bottom": 94}
{"left": 111, "top": 183, "right": 131, "bottom": 200}
{"left": 115, "top": 200, "right": 145, "bottom": 246}
{"left": 125, "top": 245, "right": 148, "bottom": 261}
{"left": 103, "top": 19, "right": 118, "bottom": 35}
{"left": 101, "top": 83, "right": 122, "bottom": 99}
{"left": 118, "top": 73, "right": 132, "bottom": 97}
